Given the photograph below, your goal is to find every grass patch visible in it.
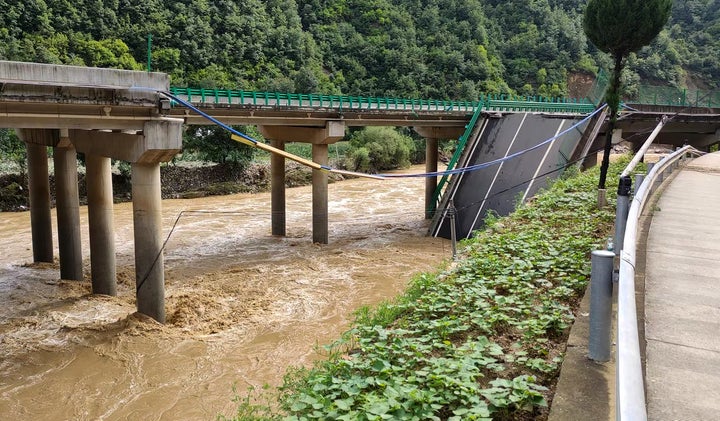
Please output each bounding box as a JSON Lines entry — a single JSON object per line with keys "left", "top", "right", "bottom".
{"left": 226, "top": 158, "right": 630, "bottom": 421}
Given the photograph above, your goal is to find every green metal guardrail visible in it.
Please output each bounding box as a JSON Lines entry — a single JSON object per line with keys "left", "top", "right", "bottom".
{"left": 168, "top": 87, "right": 596, "bottom": 114}
{"left": 427, "top": 103, "right": 486, "bottom": 216}
{"left": 628, "top": 85, "right": 720, "bottom": 108}
{"left": 586, "top": 68, "right": 719, "bottom": 108}
{"left": 169, "top": 87, "right": 479, "bottom": 112}
{"left": 587, "top": 68, "right": 610, "bottom": 107}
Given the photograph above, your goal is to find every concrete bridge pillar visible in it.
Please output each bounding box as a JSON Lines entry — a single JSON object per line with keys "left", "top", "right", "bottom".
{"left": 413, "top": 127, "right": 464, "bottom": 219}
{"left": 53, "top": 135, "right": 83, "bottom": 281}
{"left": 131, "top": 162, "right": 164, "bottom": 322}
{"left": 425, "top": 138, "right": 439, "bottom": 219}
{"left": 22, "top": 133, "right": 54, "bottom": 263}
{"left": 71, "top": 119, "right": 182, "bottom": 322}
{"left": 128, "top": 120, "right": 183, "bottom": 323}
{"left": 86, "top": 154, "right": 116, "bottom": 295}
{"left": 312, "top": 144, "right": 329, "bottom": 244}
{"left": 270, "top": 140, "right": 286, "bottom": 236}
{"left": 259, "top": 122, "right": 345, "bottom": 244}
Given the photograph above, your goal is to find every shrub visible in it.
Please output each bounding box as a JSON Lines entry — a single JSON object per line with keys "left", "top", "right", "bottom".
{"left": 183, "top": 125, "right": 256, "bottom": 168}
{"left": 344, "top": 127, "right": 415, "bottom": 173}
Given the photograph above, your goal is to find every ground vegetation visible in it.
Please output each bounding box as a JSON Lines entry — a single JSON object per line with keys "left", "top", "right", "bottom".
{"left": 223, "top": 156, "right": 631, "bottom": 421}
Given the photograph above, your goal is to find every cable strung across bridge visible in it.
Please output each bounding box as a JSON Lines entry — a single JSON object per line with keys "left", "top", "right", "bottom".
{"left": 159, "top": 90, "right": 603, "bottom": 181}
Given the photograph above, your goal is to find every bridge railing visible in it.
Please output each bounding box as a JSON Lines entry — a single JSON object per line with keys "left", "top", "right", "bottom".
{"left": 428, "top": 102, "right": 487, "bottom": 216}
{"left": 626, "top": 85, "right": 720, "bottom": 108}
{"left": 587, "top": 68, "right": 611, "bottom": 106}
{"left": 168, "top": 87, "right": 596, "bottom": 114}
{"left": 169, "top": 87, "right": 479, "bottom": 112}
{"left": 613, "top": 145, "right": 703, "bottom": 420}
{"left": 485, "top": 98, "right": 595, "bottom": 113}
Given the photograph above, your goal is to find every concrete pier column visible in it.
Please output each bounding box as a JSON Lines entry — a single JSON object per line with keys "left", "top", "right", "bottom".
{"left": 25, "top": 141, "right": 54, "bottom": 262}
{"left": 86, "top": 154, "right": 116, "bottom": 295}
{"left": 271, "top": 140, "right": 286, "bottom": 236}
{"left": 312, "top": 144, "right": 329, "bottom": 244}
{"left": 53, "top": 144, "right": 83, "bottom": 280}
{"left": 425, "top": 138, "right": 439, "bottom": 219}
{"left": 258, "top": 122, "right": 344, "bottom": 244}
{"left": 413, "top": 126, "right": 464, "bottom": 220}
{"left": 131, "top": 162, "right": 165, "bottom": 322}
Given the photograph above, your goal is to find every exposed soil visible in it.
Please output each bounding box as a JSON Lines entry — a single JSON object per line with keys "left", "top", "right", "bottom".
{"left": 0, "top": 161, "right": 343, "bottom": 212}
{"left": 567, "top": 71, "right": 596, "bottom": 99}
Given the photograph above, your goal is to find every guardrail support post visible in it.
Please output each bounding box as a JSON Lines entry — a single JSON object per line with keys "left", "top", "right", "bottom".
{"left": 589, "top": 250, "right": 615, "bottom": 361}
{"left": 597, "top": 188, "right": 607, "bottom": 208}
{"left": 634, "top": 173, "right": 644, "bottom": 193}
{"left": 615, "top": 176, "right": 632, "bottom": 256}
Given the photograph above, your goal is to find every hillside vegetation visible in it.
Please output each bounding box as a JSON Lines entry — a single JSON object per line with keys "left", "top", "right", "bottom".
{"left": 1, "top": 0, "right": 718, "bottom": 98}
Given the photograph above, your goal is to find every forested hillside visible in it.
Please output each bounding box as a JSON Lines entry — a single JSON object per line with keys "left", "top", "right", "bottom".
{"left": 0, "top": 0, "right": 718, "bottom": 99}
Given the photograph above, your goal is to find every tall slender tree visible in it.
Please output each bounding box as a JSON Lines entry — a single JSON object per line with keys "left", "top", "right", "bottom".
{"left": 583, "top": 0, "right": 672, "bottom": 190}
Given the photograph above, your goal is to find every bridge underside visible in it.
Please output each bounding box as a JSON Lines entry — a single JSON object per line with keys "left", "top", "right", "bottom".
{"left": 605, "top": 106, "right": 720, "bottom": 150}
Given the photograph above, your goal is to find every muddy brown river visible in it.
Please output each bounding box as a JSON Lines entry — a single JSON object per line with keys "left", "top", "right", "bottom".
{"left": 0, "top": 165, "right": 449, "bottom": 420}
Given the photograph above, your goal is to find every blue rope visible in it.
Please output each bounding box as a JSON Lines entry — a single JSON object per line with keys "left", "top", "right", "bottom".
{"left": 160, "top": 91, "right": 257, "bottom": 144}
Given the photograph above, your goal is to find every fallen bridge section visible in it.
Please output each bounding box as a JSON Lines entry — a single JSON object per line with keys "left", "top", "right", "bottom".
{"left": 431, "top": 112, "right": 591, "bottom": 239}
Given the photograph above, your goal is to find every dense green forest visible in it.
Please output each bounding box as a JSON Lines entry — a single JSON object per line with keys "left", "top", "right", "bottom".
{"left": 1, "top": 0, "right": 718, "bottom": 99}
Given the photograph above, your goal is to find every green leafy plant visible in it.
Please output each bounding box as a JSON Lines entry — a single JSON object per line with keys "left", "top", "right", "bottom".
{"left": 343, "top": 127, "right": 415, "bottom": 173}
{"left": 226, "top": 158, "right": 632, "bottom": 420}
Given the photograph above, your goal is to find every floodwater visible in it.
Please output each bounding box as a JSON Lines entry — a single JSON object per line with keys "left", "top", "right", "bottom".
{"left": 0, "top": 165, "right": 449, "bottom": 420}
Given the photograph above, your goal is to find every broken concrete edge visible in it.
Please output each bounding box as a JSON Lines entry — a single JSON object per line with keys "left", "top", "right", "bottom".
{"left": 0, "top": 60, "right": 169, "bottom": 91}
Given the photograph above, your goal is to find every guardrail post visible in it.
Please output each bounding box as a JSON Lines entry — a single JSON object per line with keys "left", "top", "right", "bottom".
{"left": 589, "top": 250, "right": 615, "bottom": 361}
{"left": 615, "top": 176, "right": 632, "bottom": 256}
{"left": 634, "top": 173, "right": 644, "bottom": 192}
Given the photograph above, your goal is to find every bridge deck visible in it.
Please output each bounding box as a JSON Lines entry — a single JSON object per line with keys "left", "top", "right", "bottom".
{"left": 644, "top": 152, "right": 720, "bottom": 419}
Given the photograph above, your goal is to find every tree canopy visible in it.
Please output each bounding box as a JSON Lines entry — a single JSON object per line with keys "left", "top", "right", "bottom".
{"left": 584, "top": 0, "right": 673, "bottom": 58}
{"left": 583, "top": 0, "right": 672, "bottom": 190}
{"left": 0, "top": 0, "right": 716, "bottom": 98}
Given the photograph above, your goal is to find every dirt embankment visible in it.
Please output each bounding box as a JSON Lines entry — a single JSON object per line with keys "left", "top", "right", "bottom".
{"left": 0, "top": 161, "right": 343, "bottom": 212}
